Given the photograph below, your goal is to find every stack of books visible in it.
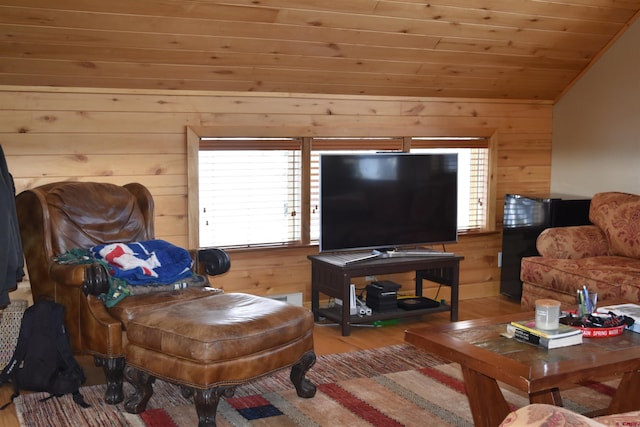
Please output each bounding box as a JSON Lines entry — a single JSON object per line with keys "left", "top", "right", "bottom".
{"left": 507, "top": 320, "right": 583, "bottom": 349}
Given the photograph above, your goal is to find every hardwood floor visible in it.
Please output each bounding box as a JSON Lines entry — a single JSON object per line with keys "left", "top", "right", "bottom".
{"left": 313, "top": 295, "right": 523, "bottom": 355}
{"left": 0, "top": 295, "right": 523, "bottom": 426}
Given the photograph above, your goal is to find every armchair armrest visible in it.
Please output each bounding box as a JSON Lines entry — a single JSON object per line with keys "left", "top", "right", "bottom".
{"left": 50, "top": 262, "right": 111, "bottom": 295}
{"left": 195, "top": 247, "right": 231, "bottom": 277}
{"left": 48, "top": 261, "right": 120, "bottom": 355}
{"left": 536, "top": 225, "right": 609, "bottom": 259}
{"left": 49, "top": 262, "right": 88, "bottom": 287}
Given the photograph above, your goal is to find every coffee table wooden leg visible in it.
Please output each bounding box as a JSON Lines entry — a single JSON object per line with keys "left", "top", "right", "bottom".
{"left": 461, "top": 366, "right": 510, "bottom": 427}
{"left": 608, "top": 370, "right": 640, "bottom": 414}
{"left": 529, "top": 388, "right": 562, "bottom": 406}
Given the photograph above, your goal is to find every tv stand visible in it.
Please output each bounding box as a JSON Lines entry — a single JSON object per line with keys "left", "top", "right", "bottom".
{"left": 308, "top": 253, "right": 463, "bottom": 336}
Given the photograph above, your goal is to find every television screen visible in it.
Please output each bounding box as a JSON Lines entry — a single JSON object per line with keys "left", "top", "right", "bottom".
{"left": 319, "top": 153, "right": 458, "bottom": 252}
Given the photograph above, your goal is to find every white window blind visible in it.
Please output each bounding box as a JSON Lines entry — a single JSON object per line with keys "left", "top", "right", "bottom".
{"left": 199, "top": 143, "right": 302, "bottom": 247}
{"left": 410, "top": 137, "right": 489, "bottom": 231}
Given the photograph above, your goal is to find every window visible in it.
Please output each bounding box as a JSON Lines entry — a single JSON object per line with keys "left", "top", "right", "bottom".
{"left": 308, "top": 137, "right": 403, "bottom": 245}
{"left": 196, "top": 134, "right": 494, "bottom": 249}
{"left": 410, "top": 145, "right": 489, "bottom": 232}
{"left": 198, "top": 138, "right": 302, "bottom": 248}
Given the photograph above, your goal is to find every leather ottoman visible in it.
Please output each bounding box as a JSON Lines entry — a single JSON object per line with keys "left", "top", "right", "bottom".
{"left": 122, "top": 292, "right": 316, "bottom": 427}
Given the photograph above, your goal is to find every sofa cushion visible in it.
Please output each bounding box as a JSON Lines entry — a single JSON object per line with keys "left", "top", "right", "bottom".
{"left": 589, "top": 192, "right": 640, "bottom": 259}
{"left": 521, "top": 255, "right": 640, "bottom": 304}
{"left": 536, "top": 225, "right": 609, "bottom": 259}
{"left": 108, "top": 286, "right": 223, "bottom": 329}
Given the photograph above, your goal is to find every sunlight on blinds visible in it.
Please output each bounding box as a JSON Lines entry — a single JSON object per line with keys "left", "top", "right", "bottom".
{"left": 199, "top": 150, "right": 301, "bottom": 247}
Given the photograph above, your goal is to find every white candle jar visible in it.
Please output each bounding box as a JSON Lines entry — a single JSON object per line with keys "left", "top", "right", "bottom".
{"left": 535, "top": 299, "right": 561, "bottom": 330}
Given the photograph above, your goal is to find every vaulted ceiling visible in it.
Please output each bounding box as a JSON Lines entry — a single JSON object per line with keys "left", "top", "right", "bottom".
{"left": 1, "top": 1, "right": 639, "bottom": 100}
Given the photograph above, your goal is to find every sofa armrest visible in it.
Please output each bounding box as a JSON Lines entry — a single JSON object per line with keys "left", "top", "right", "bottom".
{"left": 536, "top": 225, "right": 609, "bottom": 259}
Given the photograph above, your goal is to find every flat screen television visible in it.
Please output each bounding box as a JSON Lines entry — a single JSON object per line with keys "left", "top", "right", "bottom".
{"left": 319, "top": 152, "right": 458, "bottom": 253}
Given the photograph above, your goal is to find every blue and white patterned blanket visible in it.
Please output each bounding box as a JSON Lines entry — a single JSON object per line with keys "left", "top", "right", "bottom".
{"left": 90, "top": 240, "right": 193, "bottom": 285}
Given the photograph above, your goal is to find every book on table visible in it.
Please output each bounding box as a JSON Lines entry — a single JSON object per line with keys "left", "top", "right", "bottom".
{"left": 509, "top": 319, "right": 582, "bottom": 339}
{"left": 506, "top": 324, "right": 583, "bottom": 349}
{"left": 597, "top": 303, "right": 640, "bottom": 333}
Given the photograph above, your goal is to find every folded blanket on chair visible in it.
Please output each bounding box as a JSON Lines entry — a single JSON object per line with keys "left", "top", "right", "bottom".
{"left": 90, "top": 240, "right": 193, "bottom": 285}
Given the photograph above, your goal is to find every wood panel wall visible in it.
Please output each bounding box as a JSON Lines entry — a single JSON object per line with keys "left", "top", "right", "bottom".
{"left": 0, "top": 85, "right": 553, "bottom": 306}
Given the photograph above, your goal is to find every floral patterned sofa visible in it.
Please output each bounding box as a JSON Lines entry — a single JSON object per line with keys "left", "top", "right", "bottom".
{"left": 520, "top": 192, "right": 640, "bottom": 310}
{"left": 500, "top": 404, "right": 640, "bottom": 427}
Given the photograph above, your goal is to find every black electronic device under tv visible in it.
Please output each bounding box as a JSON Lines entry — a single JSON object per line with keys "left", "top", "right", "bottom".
{"left": 319, "top": 152, "right": 458, "bottom": 253}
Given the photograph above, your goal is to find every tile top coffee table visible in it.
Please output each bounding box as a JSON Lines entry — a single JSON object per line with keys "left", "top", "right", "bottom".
{"left": 405, "top": 312, "right": 640, "bottom": 427}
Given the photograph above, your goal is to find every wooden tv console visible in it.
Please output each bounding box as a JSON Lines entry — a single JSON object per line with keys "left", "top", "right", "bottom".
{"left": 308, "top": 252, "right": 463, "bottom": 336}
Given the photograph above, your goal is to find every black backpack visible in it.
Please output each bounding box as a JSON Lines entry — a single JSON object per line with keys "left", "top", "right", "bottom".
{"left": 0, "top": 300, "right": 89, "bottom": 409}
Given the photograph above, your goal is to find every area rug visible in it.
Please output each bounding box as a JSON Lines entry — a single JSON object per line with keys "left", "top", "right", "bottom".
{"left": 15, "top": 344, "right": 617, "bottom": 426}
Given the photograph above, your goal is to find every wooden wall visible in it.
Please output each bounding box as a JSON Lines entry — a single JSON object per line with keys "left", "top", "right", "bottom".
{"left": 1, "top": 85, "right": 553, "bottom": 306}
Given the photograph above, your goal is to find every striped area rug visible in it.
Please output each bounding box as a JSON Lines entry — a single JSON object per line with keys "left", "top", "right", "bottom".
{"left": 14, "top": 344, "right": 616, "bottom": 426}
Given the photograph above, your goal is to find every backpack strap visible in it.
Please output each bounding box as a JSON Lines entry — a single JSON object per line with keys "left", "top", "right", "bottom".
{"left": 72, "top": 391, "right": 90, "bottom": 408}
{"left": 0, "top": 370, "right": 20, "bottom": 411}
{"left": 0, "top": 390, "right": 18, "bottom": 411}
{"left": 36, "top": 391, "right": 90, "bottom": 409}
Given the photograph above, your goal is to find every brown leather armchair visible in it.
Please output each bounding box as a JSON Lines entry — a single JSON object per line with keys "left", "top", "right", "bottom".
{"left": 16, "top": 181, "right": 230, "bottom": 404}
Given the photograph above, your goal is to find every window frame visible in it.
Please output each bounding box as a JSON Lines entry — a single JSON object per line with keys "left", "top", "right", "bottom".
{"left": 187, "top": 126, "right": 498, "bottom": 249}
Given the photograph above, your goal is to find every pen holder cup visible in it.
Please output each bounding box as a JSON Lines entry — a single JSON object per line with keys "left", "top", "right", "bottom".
{"left": 577, "top": 291, "right": 598, "bottom": 317}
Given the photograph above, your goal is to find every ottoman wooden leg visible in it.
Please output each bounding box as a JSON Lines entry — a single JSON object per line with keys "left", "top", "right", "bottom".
{"left": 193, "top": 386, "right": 236, "bottom": 427}
{"left": 290, "top": 350, "right": 317, "bottom": 398}
{"left": 123, "top": 366, "right": 156, "bottom": 414}
{"left": 94, "top": 355, "right": 125, "bottom": 404}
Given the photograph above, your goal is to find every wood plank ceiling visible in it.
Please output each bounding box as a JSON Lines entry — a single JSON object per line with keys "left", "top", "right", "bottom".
{"left": 1, "top": 0, "right": 639, "bottom": 100}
